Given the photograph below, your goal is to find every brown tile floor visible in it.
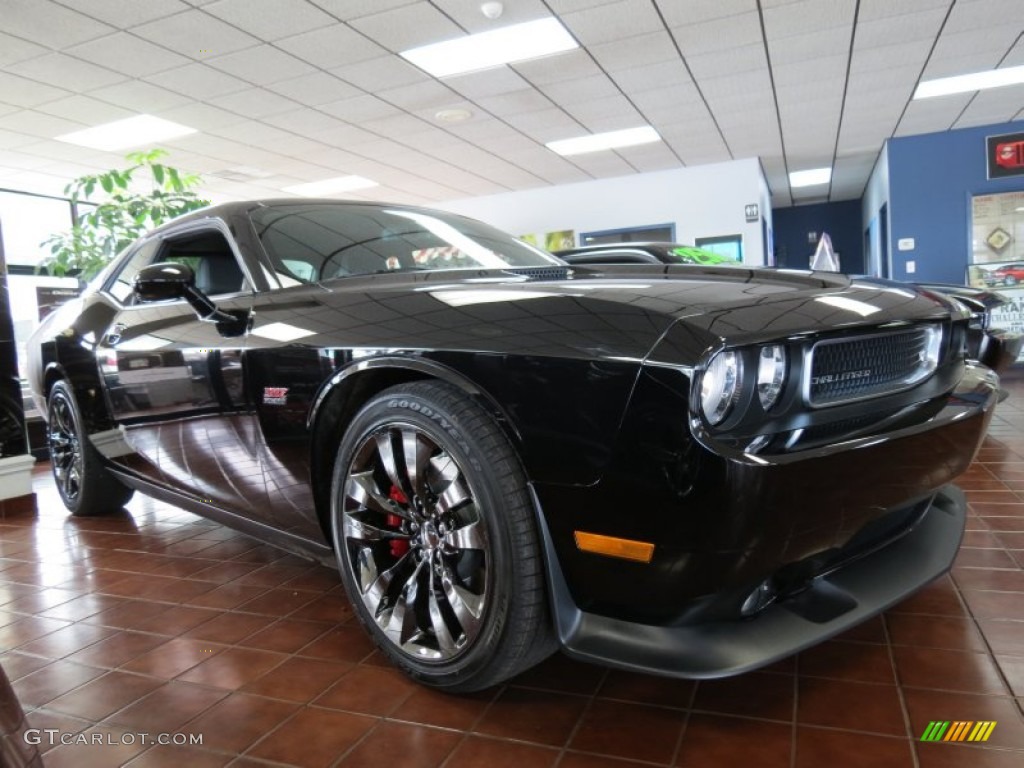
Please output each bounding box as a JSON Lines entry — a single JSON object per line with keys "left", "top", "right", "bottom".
{"left": 2, "top": 375, "right": 1024, "bottom": 767}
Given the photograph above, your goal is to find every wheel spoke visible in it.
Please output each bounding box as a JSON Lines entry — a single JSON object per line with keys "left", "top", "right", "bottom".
{"left": 437, "top": 481, "right": 469, "bottom": 515}
{"left": 443, "top": 518, "right": 485, "bottom": 551}
{"left": 401, "top": 428, "right": 432, "bottom": 500}
{"left": 374, "top": 431, "right": 405, "bottom": 489}
{"left": 344, "top": 511, "right": 410, "bottom": 542}
{"left": 428, "top": 564, "right": 457, "bottom": 654}
{"left": 347, "top": 471, "right": 413, "bottom": 521}
{"left": 439, "top": 567, "right": 483, "bottom": 637}
{"left": 385, "top": 559, "right": 425, "bottom": 647}
{"left": 427, "top": 453, "right": 459, "bottom": 493}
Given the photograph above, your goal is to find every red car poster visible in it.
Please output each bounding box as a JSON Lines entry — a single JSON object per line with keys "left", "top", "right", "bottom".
{"left": 987, "top": 131, "right": 1024, "bottom": 179}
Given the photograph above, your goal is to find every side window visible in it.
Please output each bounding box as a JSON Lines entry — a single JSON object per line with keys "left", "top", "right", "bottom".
{"left": 106, "top": 239, "right": 163, "bottom": 303}
{"left": 162, "top": 230, "right": 248, "bottom": 297}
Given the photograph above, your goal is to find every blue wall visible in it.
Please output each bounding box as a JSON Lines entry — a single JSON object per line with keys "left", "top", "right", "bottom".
{"left": 771, "top": 199, "right": 864, "bottom": 274}
{"left": 888, "top": 119, "right": 1024, "bottom": 283}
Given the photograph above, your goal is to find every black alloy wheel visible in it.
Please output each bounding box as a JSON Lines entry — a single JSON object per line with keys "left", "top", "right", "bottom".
{"left": 47, "top": 380, "right": 133, "bottom": 516}
{"left": 331, "top": 381, "right": 554, "bottom": 691}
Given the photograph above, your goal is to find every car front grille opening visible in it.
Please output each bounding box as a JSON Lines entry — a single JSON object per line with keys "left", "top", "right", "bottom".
{"left": 806, "top": 324, "right": 942, "bottom": 407}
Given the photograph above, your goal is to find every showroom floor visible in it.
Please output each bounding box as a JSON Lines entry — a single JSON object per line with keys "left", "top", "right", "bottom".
{"left": 1, "top": 377, "right": 1023, "bottom": 768}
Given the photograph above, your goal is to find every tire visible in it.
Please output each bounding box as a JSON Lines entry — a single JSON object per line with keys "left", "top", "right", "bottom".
{"left": 330, "top": 380, "right": 555, "bottom": 691}
{"left": 47, "top": 380, "right": 134, "bottom": 516}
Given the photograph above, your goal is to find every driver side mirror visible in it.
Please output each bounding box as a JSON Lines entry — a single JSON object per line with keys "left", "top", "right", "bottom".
{"left": 134, "top": 262, "right": 194, "bottom": 302}
{"left": 133, "top": 262, "right": 247, "bottom": 337}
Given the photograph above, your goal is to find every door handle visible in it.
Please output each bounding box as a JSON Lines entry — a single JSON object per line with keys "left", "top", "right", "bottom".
{"left": 105, "top": 323, "right": 127, "bottom": 345}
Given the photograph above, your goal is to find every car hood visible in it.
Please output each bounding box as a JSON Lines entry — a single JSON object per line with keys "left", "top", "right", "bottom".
{"left": 262, "top": 265, "right": 957, "bottom": 365}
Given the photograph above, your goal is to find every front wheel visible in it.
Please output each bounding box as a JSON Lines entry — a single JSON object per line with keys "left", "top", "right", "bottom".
{"left": 330, "top": 381, "right": 554, "bottom": 691}
{"left": 47, "top": 380, "right": 134, "bottom": 516}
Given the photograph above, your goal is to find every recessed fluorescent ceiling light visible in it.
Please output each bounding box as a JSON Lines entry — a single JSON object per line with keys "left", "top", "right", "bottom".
{"left": 915, "top": 64, "right": 1024, "bottom": 99}
{"left": 283, "top": 176, "right": 378, "bottom": 196}
{"left": 55, "top": 115, "right": 196, "bottom": 151}
{"left": 789, "top": 167, "right": 832, "bottom": 187}
{"left": 547, "top": 126, "right": 661, "bottom": 156}
{"left": 400, "top": 17, "right": 577, "bottom": 78}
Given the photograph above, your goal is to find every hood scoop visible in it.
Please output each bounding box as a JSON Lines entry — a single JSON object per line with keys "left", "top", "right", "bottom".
{"left": 506, "top": 266, "right": 574, "bottom": 281}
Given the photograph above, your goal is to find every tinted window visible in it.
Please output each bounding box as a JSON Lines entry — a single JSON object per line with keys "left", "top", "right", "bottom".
{"left": 250, "top": 203, "right": 562, "bottom": 284}
{"left": 106, "top": 239, "right": 163, "bottom": 303}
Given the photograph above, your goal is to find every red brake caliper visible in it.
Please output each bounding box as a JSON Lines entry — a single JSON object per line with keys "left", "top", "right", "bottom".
{"left": 388, "top": 485, "right": 411, "bottom": 558}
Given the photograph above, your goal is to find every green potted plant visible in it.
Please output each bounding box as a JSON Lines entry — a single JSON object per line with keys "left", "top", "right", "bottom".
{"left": 41, "top": 149, "right": 210, "bottom": 280}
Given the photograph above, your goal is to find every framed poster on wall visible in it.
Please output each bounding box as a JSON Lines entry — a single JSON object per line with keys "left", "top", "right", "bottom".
{"left": 987, "top": 131, "right": 1024, "bottom": 179}
{"left": 971, "top": 190, "right": 1024, "bottom": 362}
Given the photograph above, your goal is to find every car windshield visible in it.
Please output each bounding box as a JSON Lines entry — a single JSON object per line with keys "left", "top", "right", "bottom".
{"left": 250, "top": 202, "right": 563, "bottom": 285}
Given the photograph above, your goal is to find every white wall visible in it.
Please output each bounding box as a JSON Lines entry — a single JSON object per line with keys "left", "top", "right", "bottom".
{"left": 438, "top": 158, "right": 771, "bottom": 266}
{"left": 861, "top": 142, "right": 890, "bottom": 277}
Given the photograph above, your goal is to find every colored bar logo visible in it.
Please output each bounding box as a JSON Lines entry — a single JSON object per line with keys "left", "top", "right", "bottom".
{"left": 920, "top": 721, "right": 996, "bottom": 742}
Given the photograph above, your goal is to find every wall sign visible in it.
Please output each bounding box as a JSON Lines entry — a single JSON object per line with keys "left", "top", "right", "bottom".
{"left": 986, "top": 131, "right": 1024, "bottom": 179}
{"left": 970, "top": 190, "right": 1024, "bottom": 362}
{"left": 744, "top": 204, "right": 759, "bottom": 222}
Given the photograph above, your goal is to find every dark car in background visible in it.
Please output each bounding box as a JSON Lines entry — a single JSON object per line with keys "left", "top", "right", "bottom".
{"left": 27, "top": 201, "right": 997, "bottom": 691}
{"left": 559, "top": 243, "right": 1022, "bottom": 375}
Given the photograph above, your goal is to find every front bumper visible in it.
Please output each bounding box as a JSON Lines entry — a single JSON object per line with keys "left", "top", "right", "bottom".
{"left": 541, "top": 484, "right": 966, "bottom": 678}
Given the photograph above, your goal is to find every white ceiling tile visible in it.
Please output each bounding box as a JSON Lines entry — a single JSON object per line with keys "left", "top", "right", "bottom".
{"left": 132, "top": 9, "right": 259, "bottom": 55}
{"left": 477, "top": 90, "right": 559, "bottom": 116}
{"left": 348, "top": 2, "right": 462, "bottom": 51}
{"left": 546, "top": 0, "right": 622, "bottom": 13}
{"left": 565, "top": 95, "right": 641, "bottom": 127}
{"left": 0, "top": 110, "right": 85, "bottom": 138}
{"left": 59, "top": 0, "right": 190, "bottom": 27}
{"left": 686, "top": 42, "right": 766, "bottom": 79}
{"left": 155, "top": 102, "right": 249, "bottom": 130}
{"left": 656, "top": 0, "right": 756, "bottom": 26}
{"left": 671, "top": 11, "right": 763, "bottom": 55}
{"left": 0, "top": 32, "right": 47, "bottom": 67}
{"left": 275, "top": 24, "right": 387, "bottom": 69}
{"left": 0, "top": 128, "right": 38, "bottom": 150}
{"left": 588, "top": 30, "right": 679, "bottom": 71}
{"left": 540, "top": 74, "right": 622, "bottom": 106}
{"left": 206, "top": 45, "right": 315, "bottom": 85}
{"left": 145, "top": 63, "right": 249, "bottom": 98}
{"left": 444, "top": 69, "right": 532, "bottom": 99}
{"left": 319, "top": 95, "right": 403, "bottom": 123}
{"left": 377, "top": 81, "right": 462, "bottom": 112}
{"left": 65, "top": 32, "right": 191, "bottom": 76}
{"left": 6, "top": 53, "right": 127, "bottom": 91}
{"left": 3, "top": 0, "right": 115, "bottom": 48}
{"left": 263, "top": 109, "right": 348, "bottom": 138}
{"left": 429, "top": 0, "right": 550, "bottom": 32}
{"left": 307, "top": 0, "right": 421, "bottom": 22}
{"left": 265, "top": 72, "right": 362, "bottom": 107}
{"left": 214, "top": 88, "right": 300, "bottom": 118}
{"left": 205, "top": 0, "right": 335, "bottom": 40}
{"left": 87, "top": 80, "right": 193, "bottom": 112}
{"left": 504, "top": 108, "right": 587, "bottom": 142}
{"left": 514, "top": 50, "right": 604, "bottom": 85}
{"left": 33, "top": 95, "right": 135, "bottom": 125}
{"left": 0, "top": 73, "right": 73, "bottom": 108}
{"left": 762, "top": 0, "right": 856, "bottom": 40}
{"left": 855, "top": 11, "right": 948, "bottom": 48}
{"left": 331, "top": 56, "right": 429, "bottom": 91}
{"left": 561, "top": 0, "right": 664, "bottom": 45}
{"left": 610, "top": 60, "right": 691, "bottom": 97}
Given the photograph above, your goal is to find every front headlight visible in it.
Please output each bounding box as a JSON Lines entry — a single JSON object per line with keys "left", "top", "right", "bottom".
{"left": 756, "top": 344, "right": 787, "bottom": 411}
{"left": 701, "top": 349, "right": 740, "bottom": 424}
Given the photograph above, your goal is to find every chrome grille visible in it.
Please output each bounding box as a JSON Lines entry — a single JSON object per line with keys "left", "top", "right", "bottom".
{"left": 806, "top": 325, "right": 942, "bottom": 407}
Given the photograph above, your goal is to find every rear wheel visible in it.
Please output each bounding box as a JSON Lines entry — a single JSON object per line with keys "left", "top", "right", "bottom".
{"left": 47, "top": 380, "right": 133, "bottom": 516}
{"left": 330, "top": 381, "right": 554, "bottom": 691}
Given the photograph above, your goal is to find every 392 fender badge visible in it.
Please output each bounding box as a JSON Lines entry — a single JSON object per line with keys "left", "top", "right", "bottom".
{"left": 263, "top": 387, "right": 288, "bottom": 405}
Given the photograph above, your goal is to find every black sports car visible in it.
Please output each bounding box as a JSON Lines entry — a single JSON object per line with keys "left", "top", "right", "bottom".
{"left": 558, "top": 242, "right": 1023, "bottom": 375}
{"left": 28, "top": 201, "right": 998, "bottom": 692}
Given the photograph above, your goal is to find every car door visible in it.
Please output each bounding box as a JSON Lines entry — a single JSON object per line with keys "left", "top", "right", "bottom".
{"left": 97, "top": 222, "right": 265, "bottom": 513}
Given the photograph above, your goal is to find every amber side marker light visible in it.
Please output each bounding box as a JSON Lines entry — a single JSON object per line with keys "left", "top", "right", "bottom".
{"left": 574, "top": 531, "right": 655, "bottom": 563}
